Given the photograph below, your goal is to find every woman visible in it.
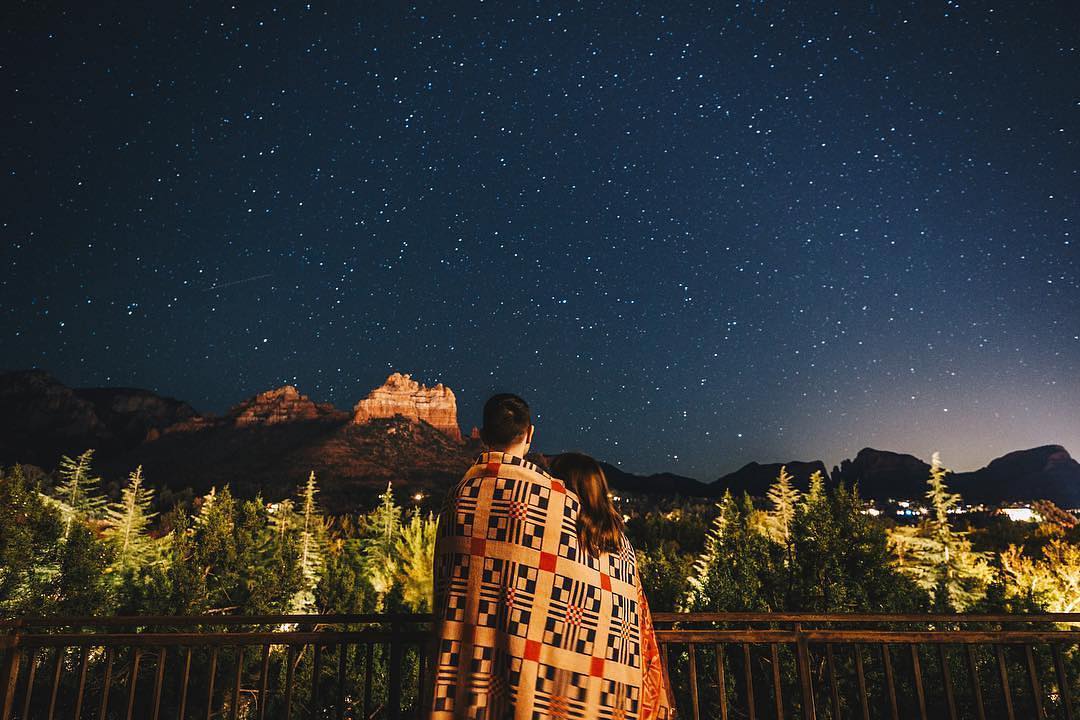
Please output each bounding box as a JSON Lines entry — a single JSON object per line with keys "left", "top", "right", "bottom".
{"left": 548, "top": 452, "right": 675, "bottom": 720}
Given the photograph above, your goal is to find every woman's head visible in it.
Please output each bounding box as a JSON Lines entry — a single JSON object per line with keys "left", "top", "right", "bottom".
{"left": 548, "top": 452, "right": 624, "bottom": 557}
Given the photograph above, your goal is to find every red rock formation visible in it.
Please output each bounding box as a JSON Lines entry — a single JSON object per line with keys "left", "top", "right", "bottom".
{"left": 232, "top": 385, "right": 348, "bottom": 425}
{"left": 352, "top": 373, "right": 462, "bottom": 441}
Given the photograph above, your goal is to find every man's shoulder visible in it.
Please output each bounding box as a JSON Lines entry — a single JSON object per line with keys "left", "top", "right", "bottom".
{"left": 468, "top": 451, "right": 554, "bottom": 480}
{"left": 442, "top": 452, "right": 558, "bottom": 500}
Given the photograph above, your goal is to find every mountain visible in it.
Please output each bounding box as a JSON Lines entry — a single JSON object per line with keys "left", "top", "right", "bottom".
{"left": 830, "top": 448, "right": 932, "bottom": 500}
{"left": 2, "top": 370, "right": 1077, "bottom": 509}
{"left": 0, "top": 369, "right": 198, "bottom": 466}
{"left": 951, "top": 445, "right": 1080, "bottom": 506}
{"left": 0, "top": 370, "right": 474, "bottom": 512}
{"left": 712, "top": 460, "right": 831, "bottom": 498}
{"left": 595, "top": 461, "right": 712, "bottom": 497}
{"left": 351, "top": 372, "right": 462, "bottom": 441}
{"left": 830, "top": 446, "right": 1080, "bottom": 508}
{"left": 99, "top": 415, "right": 479, "bottom": 512}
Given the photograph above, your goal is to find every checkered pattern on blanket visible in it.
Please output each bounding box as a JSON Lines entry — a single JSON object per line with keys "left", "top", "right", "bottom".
{"left": 431, "top": 452, "right": 674, "bottom": 720}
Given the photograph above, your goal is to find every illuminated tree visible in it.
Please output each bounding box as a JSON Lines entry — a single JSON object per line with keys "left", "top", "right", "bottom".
{"left": 103, "top": 465, "right": 158, "bottom": 575}
{"left": 1000, "top": 539, "right": 1080, "bottom": 614}
{"left": 766, "top": 465, "right": 800, "bottom": 548}
{"left": 806, "top": 470, "right": 826, "bottom": 503}
{"left": 684, "top": 491, "right": 775, "bottom": 612}
{"left": 291, "top": 471, "right": 326, "bottom": 613}
{"left": 888, "top": 453, "right": 993, "bottom": 610}
{"left": 361, "top": 483, "right": 402, "bottom": 609}
{"left": 395, "top": 509, "right": 438, "bottom": 612}
{"left": 53, "top": 449, "right": 106, "bottom": 537}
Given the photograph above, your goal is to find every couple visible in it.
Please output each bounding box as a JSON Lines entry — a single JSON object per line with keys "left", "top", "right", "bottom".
{"left": 430, "top": 393, "right": 675, "bottom": 719}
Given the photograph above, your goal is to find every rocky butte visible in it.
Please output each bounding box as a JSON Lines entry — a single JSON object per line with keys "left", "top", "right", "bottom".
{"left": 231, "top": 385, "right": 347, "bottom": 426}
{"left": 352, "top": 372, "right": 462, "bottom": 441}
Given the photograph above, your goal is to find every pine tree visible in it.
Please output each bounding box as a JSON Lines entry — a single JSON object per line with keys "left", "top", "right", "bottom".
{"left": 54, "top": 449, "right": 106, "bottom": 537}
{"left": 103, "top": 465, "right": 158, "bottom": 575}
{"left": 684, "top": 491, "right": 776, "bottom": 612}
{"left": 290, "top": 472, "right": 325, "bottom": 613}
{"left": 806, "top": 470, "right": 826, "bottom": 504}
{"left": 194, "top": 487, "right": 218, "bottom": 528}
{"left": 791, "top": 481, "right": 927, "bottom": 613}
{"left": 766, "top": 465, "right": 800, "bottom": 547}
{"left": 361, "top": 482, "right": 402, "bottom": 609}
{"left": 766, "top": 465, "right": 800, "bottom": 604}
{"left": 1, "top": 465, "right": 64, "bottom": 615}
{"left": 888, "top": 453, "right": 993, "bottom": 610}
{"left": 57, "top": 522, "right": 113, "bottom": 615}
{"left": 395, "top": 509, "right": 438, "bottom": 612}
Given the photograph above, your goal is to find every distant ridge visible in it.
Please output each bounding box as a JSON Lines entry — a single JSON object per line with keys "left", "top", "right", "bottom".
{"left": 828, "top": 446, "right": 1080, "bottom": 508}
{"left": 713, "top": 460, "right": 831, "bottom": 498}
{"left": 596, "top": 460, "right": 711, "bottom": 498}
{"left": 1, "top": 370, "right": 1077, "bottom": 509}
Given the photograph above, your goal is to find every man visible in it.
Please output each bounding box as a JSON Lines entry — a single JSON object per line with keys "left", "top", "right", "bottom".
{"left": 430, "top": 394, "right": 673, "bottom": 719}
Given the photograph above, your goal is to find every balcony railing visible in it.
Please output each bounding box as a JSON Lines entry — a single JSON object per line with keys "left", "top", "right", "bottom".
{"left": 2, "top": 613, "right": 1078, "bottom": 719}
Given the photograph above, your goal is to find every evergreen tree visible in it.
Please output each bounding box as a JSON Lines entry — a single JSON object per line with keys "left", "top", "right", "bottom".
{"left": 103, "top": 465, "right": 158, "bottom": 575}
{"left": 0, "top": 465, "right": 64, "bottom": 616}
{"left": 157, "top": 508, "right": 209, "bottom": 615}
{"left": 765, "top": 465, "right": 800, "bottom": 548}
{"left": 637, "top": 542, "right": 696, "bottom": 612}
{"left": 289, "top": 472, "right": 326, "bottom": 613}
{"left": 237, "top": 495, "right": 302, "bottom": 614}
{"left": 684, "top": 491, "right": 777, "bottom": 612}
{"left": 183, "top": 486, "right": 293, "bottom": 613}
{"left": 1000, "top": 539, "right": 1080, "bottom": 613}
{"left": 395, "top": 509, "right": 437, "bottom": 612}
{"left": 361, "top": 482, "right": 402, "bottom": 609}
{"left": 888, "top": 453, "right": 993, "bottom": 610}
{"left": 53, "top": 449, "right": 106, "bottom": 537}
{"left": 806, "top": 470, "right": 826, "bottom": 504}
{"left": 56, "top": 522, "right": 113, "bottom": 615}
{"left": 318, "top": 536, "right": 376, "bottom": 614}
{"left": 792, "top": 482, "right": 928, "bottom": 613}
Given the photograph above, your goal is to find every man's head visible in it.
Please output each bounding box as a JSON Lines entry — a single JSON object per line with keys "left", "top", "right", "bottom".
{"left": 480, "top": 393, "right": 533, "bottom": 453}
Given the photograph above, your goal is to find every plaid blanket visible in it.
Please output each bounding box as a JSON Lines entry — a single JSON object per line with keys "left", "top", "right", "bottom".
{"left": 431, "top": 452, "right": 674, "bottom": 719}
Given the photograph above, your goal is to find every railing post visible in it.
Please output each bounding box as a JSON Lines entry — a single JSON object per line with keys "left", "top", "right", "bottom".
{"left": 1, "top": 623, "right": 22, "bottom": 720}
{"left": 389, "top": 625, "right": 403, "bottom": 720}
{"left": 794, "top": 623, "right": 816, "bottom": 720}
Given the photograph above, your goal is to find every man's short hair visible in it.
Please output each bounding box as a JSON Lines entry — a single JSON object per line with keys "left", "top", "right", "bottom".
{"left": 481, "top": 393, "right": 531, "bottom": 448}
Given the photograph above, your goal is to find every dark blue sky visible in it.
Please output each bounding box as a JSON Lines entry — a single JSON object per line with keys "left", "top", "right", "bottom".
{"left": 3, "top": 1, "right": 1078, "bottom": 478}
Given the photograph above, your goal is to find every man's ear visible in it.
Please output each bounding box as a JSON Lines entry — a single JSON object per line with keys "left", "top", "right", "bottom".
{"left": 525, "top": 424, "right": 534, "bottom": 445}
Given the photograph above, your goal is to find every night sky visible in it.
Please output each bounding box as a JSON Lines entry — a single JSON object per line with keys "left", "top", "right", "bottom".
{"left": 3, "top": 2, "right": 1078, "bottom": 479}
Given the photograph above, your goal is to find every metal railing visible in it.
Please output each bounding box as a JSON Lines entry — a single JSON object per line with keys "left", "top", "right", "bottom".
{"left": 652, "top": 612, "right": 1080, "bottom": 720}
{"left": 2, "top": 613, "right": 1078, "bottom": 719}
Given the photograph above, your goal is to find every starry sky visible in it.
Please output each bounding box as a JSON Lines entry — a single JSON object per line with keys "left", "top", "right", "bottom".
{"left": 3, "top": 1, "right": 1078, "bottom": 479}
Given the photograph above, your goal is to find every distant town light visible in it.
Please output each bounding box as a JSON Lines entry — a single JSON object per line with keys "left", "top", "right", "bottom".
{"left": 999, "top": 506, "right": 1040, "bottom": 523}
{"left": 862, "top": 507, "right": 882, "bottom": 517}
{"left": 413, "top": 493, "right": 425, "bottom": 502}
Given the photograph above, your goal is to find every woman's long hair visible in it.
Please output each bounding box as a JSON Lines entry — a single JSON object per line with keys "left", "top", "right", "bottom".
{"left": 549, "top": 452, "right": 624, "bottom": 557}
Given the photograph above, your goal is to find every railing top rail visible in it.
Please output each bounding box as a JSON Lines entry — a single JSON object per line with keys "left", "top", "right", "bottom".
{"left": 4, "top": 611, "right": 1079, "bottom": 631}
{"left": 650, "top": 611, "right": 1080, "bottom": 624}
{"left": 0, "top": 612, "right": 433, "bottom": 629}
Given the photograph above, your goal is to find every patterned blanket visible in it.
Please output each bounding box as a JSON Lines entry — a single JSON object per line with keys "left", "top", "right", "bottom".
{"left": 431, "top": 451, "right": 674, "bottom": 719}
